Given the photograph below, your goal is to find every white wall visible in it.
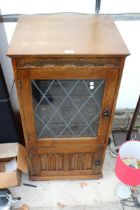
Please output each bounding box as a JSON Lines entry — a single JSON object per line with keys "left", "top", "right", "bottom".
{"left": 115, "top": 21, "right": 140, "bottom": 109}
{"left": 0, "top": 0, "right": 95, "bottom": 14}
{"left": 101, "top": 0, "right": 140, "bottom": 13}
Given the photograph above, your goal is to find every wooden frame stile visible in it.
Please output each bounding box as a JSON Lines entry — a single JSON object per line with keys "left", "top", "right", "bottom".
{"left": 11, "top": 59, "right": 28, "bottom": 145}
{"left": 17, "top": 68, "right": 40, "bottom": 176}
{"left": 104, "top": 57, "right": 126, "bottom": 143}
{"left": 11, "top": 59, "right": 33, "bottom": 173}
{"left": 99, "top": 57, "right": 126, "bottom": 174}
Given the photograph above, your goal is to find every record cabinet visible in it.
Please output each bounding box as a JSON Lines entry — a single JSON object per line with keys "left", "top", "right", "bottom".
{"left": 8, "top": 15, "right": 129, "bottom": 180}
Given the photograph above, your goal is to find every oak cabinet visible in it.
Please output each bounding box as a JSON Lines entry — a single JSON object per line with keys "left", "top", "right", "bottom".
{"left": 8, "top": 15, "right": 129, "bottom": 180}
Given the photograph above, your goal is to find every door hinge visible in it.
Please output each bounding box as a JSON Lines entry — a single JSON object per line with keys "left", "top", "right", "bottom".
{"left": 18, "top": 80, "right": 22, "bottom": 89}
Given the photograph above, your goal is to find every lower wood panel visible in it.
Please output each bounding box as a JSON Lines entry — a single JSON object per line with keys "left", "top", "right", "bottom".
{"left": 40, "top": 153, "right": 64, "bottom": 171}
{"left": 30, "top": 146, "right": 104, "bottom": 179}
{"left": 70, "top": 152, "right": 93, "bottom": 170}
{"left": 39, "top": 152, "right": 96, "bottom": 172}
{"left": 30, "top": 173, "right": 103, "bottom": 181}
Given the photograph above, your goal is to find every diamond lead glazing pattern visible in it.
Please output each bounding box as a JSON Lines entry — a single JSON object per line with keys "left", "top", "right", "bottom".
{"left": 31, "top": 80, "right": 104, "bottom": 138}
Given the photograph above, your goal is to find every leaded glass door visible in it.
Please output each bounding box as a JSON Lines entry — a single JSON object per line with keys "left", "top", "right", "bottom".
{"left": 18, "top": 66, "right": 119, "bottom": 178}
{"left": 31, "top": 79, "right": 104, "bottom": 139}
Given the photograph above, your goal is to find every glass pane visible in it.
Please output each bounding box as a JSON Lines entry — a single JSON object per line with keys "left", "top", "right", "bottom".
{"left": 31, "top": 79, "right": 105, "bottom": 139}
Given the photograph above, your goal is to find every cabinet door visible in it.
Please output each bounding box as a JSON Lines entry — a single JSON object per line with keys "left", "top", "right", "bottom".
{"left": 18, "top": 66, "right": 119, "bottom": 178}
{"left": 29, "top": 145, "right": 104, "bottom": 179}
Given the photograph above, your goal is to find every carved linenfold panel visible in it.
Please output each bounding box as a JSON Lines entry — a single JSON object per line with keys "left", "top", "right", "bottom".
{"left": 16, "top": 57, "right": 121, "bottom": 68}
{"left": 40, "top": 154, "right": 64, "bottom": 171}
{"left": 70, "top": 152, "right": 94, "bottom": 170}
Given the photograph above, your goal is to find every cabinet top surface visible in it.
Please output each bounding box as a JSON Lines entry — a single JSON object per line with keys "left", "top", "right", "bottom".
{"left": 7, "top": 14, "right": 129, "bottom": 57}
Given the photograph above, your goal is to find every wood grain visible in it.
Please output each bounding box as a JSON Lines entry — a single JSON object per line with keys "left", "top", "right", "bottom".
{"left": 30, "top": 174, "right": 103, "bottom": 180}
{"left": 16, "top": 57, "right": 122, "bottom": 68}
{"left": 8, "top": 15, "right": 129, "bottom": 180}
{"left": 7, "top": 15, "right": 129, "bottom": 57}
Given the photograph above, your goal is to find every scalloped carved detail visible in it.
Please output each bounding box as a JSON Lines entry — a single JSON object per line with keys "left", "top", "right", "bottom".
{"left": 17, "top": 57, "right": 121, "bottom": 68}
{"left": 40, "top": 154, "right": 64, "bottom": 171}
{"left": 70, "top": 152, "right": 94, "bottom": 170}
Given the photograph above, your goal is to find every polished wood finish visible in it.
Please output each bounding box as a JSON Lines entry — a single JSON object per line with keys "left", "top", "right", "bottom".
{"left": 8, "top": 15, "right": 129, "bottom": 57}
{"left": 8, "top": 14, "right": 129, "bottom": 180}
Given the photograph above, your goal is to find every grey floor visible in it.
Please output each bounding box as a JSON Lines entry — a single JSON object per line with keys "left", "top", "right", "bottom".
{"left": 11, "top": 148, "right": 137, "bottom": 210}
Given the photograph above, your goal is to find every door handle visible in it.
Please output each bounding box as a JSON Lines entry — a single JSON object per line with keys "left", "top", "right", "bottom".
{"left": 95, "top": 160, "right": 101, "bottom": 166}
{"left": 103, "top": 108, "right": 110, "bottom": 118}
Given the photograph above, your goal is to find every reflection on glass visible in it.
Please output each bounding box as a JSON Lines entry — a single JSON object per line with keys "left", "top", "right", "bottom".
{"left": 31, "top": 79, "right": 104, "bottom": 138}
